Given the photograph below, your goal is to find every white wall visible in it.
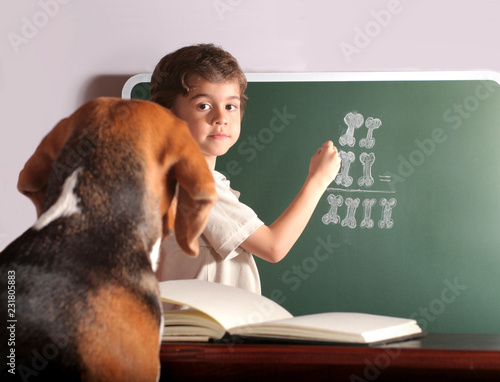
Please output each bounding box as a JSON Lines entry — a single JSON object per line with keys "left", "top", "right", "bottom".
{"left": 1, "top": 0, "right": 499, "bottom": 250}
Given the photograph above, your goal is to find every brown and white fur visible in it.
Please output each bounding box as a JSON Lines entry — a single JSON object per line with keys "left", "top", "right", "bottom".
{"left": 0, "top": 98, "right": 216, "bottom": 381}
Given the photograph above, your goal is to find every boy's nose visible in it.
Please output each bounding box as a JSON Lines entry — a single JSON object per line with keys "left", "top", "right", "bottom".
{"left": 211, "top": 108, "right": 228, "bottom": 125}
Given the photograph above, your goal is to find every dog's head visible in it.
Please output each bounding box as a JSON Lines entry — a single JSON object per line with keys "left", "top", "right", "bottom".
{"left": 17, "top": 97, "right": 217, "bottom": 256}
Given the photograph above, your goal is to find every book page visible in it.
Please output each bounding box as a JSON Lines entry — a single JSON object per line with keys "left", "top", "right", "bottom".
{"left": 230, "top": 312, "right": 420, "bottom": 343}
{"left": 159, "top": 280, "right": 292, "bottom": 331}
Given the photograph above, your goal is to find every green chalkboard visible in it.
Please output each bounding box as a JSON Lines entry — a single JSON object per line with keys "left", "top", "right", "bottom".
{"left": 126, "top": 72, "right": 500, "bottom": 334}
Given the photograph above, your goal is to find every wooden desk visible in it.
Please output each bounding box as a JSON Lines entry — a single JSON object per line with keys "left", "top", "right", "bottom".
{"left": 160, "top": 334, "right": 500, "bottom": 381}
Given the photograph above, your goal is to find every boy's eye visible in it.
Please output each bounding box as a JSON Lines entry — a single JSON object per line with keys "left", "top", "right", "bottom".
{"left": 226, "top": 104, "right": 238, "bottom": 111}
{"left": 198, "top": 103, "right": 211, "bottom": 111}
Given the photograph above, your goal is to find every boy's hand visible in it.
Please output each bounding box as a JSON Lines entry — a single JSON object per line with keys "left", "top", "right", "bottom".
{"left": 308, "top": 141, "right": 341, "bottom": 189}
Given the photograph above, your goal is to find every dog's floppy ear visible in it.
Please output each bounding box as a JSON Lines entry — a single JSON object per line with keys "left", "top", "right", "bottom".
{"left": 149, "top": 104, "right": 216, "bottom": 257}
{"left": 168, "top": 151, "right": 217, "bottom": 257}
{"left": 17, "top": 117, "right": 75, "bottom": 216}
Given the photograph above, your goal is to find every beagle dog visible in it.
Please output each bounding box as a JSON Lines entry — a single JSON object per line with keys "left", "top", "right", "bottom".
{"left": 0, "top": 98, "right": 216, "bottom": 381}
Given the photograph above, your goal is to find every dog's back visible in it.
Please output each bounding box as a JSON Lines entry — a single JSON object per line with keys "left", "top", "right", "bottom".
{"left": 0, "top": 98, "right": 216, "bottom": 381}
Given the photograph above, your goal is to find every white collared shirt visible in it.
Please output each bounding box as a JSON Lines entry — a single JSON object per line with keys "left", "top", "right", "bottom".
{"left": 156, "top": 170, "right": 264, "bottom": 294}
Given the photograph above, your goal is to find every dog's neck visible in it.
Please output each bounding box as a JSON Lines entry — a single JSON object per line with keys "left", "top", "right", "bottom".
{"left": 35, "top": 165, "right": 163, "bottom": 271}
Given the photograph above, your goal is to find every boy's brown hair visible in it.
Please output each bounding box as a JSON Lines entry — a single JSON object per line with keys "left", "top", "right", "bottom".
{"left": 150, "top": 44, "right": 247, "bottom": 112}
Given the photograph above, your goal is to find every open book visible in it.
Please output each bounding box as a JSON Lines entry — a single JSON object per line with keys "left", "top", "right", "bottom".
{"left": 159, "top": 280, "right": 424, "bottom": 345}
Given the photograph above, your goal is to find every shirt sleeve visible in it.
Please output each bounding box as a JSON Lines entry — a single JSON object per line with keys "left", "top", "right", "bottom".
{"left": 203, "top": 172, "right": 264, "bottom": 261}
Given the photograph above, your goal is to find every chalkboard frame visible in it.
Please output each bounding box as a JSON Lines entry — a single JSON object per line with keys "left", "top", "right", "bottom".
{"left": 123, "top": 71, "right": 500, "bottom": 334}
{"left": 122, "top": 71, "right": 500, "bottom": 99}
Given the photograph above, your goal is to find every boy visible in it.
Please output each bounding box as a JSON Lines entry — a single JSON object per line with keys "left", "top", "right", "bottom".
{"left": 151, "top": 44, "right": 341, "bottom": 294}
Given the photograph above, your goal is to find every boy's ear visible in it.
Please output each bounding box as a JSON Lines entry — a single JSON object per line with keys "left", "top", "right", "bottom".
{"left": 166, "top": 105, "right": 177, "bottom": 117}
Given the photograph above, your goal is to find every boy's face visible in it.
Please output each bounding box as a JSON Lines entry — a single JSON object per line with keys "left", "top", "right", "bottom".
{"left": 171, "top": 76, "right": 241, "bottom": 169}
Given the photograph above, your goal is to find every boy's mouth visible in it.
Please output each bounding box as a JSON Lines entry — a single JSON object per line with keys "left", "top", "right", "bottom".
{"left": 209, "top": 133, "right": 229, "bottom": 140}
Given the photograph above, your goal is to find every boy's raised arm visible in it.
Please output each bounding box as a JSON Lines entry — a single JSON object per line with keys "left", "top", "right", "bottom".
{"left": 240, "top": 141, "right": 341, "bottom": 263}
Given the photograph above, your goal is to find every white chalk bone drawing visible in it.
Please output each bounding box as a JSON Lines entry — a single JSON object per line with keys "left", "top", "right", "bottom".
{"left": 358, "top": 152, "right": 375, "bottom": 187}
{"left": 360, "top": 117, "right": 381, "bottom": 149}
{"left": 335, "top": 151, "right": 355, "bottom": 187}
{"left": 324, "top": 111, "right": 398, "bottom": 229}
{"left": 339, "top": 112, "right": 364, "bottom": 147}
{"left": 379, "top": 198, "right": 397, "bottom": 229}
{"left": 360, "top": 198, "right": 376, "bottom": 229}
{"left": 322, "top": 194, "right": 344, "bottom": 225}
{"left": 341, "top": 197, "right": 360, "bottom": 229}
